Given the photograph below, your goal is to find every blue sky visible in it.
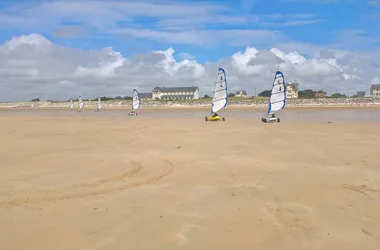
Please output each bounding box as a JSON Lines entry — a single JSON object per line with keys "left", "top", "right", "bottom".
{"left": 0, "top": 0, "right": 378, "bottom": 63}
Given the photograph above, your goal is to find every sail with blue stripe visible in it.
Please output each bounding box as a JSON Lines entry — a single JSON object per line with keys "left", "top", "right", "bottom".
{"left": 267, "top": 71, "right": 286, "bottom": 115}
{"left": 132, "top": 89, "right": 140, "bottom": 110}
{"left": 78, "top": 96, "right": 84, "bottom": 110}
{"left": 211, "top": 68, "right": 228, "bottom": 113}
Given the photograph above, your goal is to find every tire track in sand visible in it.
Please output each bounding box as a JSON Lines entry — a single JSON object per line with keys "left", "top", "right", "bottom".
{"left": 0, "top": 160, "right": 174, "bottom": 208}
{"left": 72, "top": 160, "right": 143, "bottom": 188}
{"left": 1, "top": 161, "right": 143, "bottom": 197}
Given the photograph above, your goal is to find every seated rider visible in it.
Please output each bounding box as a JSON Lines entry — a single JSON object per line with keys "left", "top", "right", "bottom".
{"left": 212, "top": 112, "right": 218, "bottom": 117}
{"left": 271, "top": 114, "right": 275, "bottom": 118}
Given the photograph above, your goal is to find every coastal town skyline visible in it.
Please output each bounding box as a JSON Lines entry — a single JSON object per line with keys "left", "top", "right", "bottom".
{"left": 22, "top": 82, "right": 379, "bottom": 103}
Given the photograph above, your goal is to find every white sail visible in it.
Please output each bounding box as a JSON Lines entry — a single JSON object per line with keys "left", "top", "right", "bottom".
{"left": 211, "top": 67, "right": 228, "bottom": 113}
{"left": 69, "top": 99, "right": 73, "bottom": 109}
{"left": 78, "top": 96, "right": 84, "bottom": 109}
{"left": 132, "top": 89, "right": 140, "bottom": 110}
{"left": 267, "top": 71, "right": 286, "bottom": 115}
{"left": 97, "top": 97, "right": 102, "bottom": 110}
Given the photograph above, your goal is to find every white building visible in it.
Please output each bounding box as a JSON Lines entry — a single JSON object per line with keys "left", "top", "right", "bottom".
{"left": 286, "top": 82, "right": 299, "bottom": 99}
{"left": 235, "top": 90, "right": 247, "bottom": 98}
{"left": 152, "top": 86, "right": 199, "bottom": 100}
{"left": 370, "top": 84, "right": 380, "bottom": 97}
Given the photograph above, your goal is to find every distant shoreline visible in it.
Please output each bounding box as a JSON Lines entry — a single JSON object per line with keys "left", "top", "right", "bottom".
{"left": 1, "top": 97, "right": 380, "bottom": 110}
{"left": 1, "top": 104, "right": 380, "bottom": 111}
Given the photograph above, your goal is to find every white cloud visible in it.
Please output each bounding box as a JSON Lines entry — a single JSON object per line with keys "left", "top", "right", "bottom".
{"left": 0, "top": 0, "right": 325, "bottom": 46}
{"left": 279, "top": 19, "right": 324, "bottom": 26}
{"left": 0, "top": 34, "right": 377, "bottom": 101}
{"left": 153, "top": 48, "right": 205, "bottom": 78}
{"left": 73, "top": 48, "right": 126, "bottom": 79}
{"left": 331, "top": 29, "right": 380, "bottom": 50}
{"left": 270, "top": 48, "right": 306, "bottom": 65}
{"left": 113, "top": 28, "right": 284, "bottom": 47}
{"left": 259, "top": 13, "right": 324, "bottom": 27}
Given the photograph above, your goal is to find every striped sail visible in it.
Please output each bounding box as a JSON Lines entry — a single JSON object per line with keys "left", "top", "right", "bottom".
{"left": 267, "top": 71, "right": 286, "bottom": 115}
{"left": 132, "top": 89, "right": 140, "bottom": 110}
{"left": 211, "top": 68, "right": 228, "bottom": 113}
{"left": 78, "top": 96, "right": 84, "bottom": 109}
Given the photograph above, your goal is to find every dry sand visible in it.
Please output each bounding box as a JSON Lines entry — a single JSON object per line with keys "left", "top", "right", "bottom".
{"left": 0, "top": 111, "right": 380, "bottom": 250}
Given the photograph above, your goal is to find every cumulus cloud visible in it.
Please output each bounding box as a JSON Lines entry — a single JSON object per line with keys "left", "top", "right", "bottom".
{"left": 0, "top": 34, "right": 377, "bottom": 101}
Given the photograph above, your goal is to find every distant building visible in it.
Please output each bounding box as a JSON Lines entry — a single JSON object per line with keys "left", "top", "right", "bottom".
{"left": 139, "top": 93, "right": 152, "bottom": 100}
{"left": 286, "top": 82, "right": 299, "bottom": 99}
{"left": 315, "top": 91, "right": 327, "bottom": 98}
{"left": 152, "top": 86, "right": 199, "bottom": 100}
{"left": 370, "top": 84, "right": 380, "bottom": 97}
{"left": 235, "top": 90, "right": 247, "bottom": 98}
{"left": 356, "top": 91, "right": 365, "bottom": 97}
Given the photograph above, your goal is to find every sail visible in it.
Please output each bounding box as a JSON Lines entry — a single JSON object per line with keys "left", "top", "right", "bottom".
{"left": 132, "top": 89, "right": 140, "bottom": 110}
{"left": 97, "top": 97, "right": 102, "bottom": 109}
{"left": 211, "top": 68, "right": 228, "bottom": 113}
{"left": 78, "top": 96, "right": 84, "bottom": 109}
{"left": 69, "top": 99, "right": 73, "bottom": 108}
{"left": 267, "top": 71, "right": 286, "bottom": 115}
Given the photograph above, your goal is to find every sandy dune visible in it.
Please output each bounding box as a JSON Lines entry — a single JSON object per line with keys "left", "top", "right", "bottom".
{"left": 0, "top": 111, "right": 379, "bottom": 250}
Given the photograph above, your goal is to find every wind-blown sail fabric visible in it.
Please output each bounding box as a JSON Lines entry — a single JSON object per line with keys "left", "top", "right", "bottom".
{"left": 132, "top": 89, "right": 140, "bottom": 110}
{"left": 211, "top": 68, "right": 228, "bottom": 113}
{"left": 97, "top": 97, "right": 102, "bottom": 110}
{"left": 78, "top": 96, "right": 84, "bottom": 109}
{"left": 267, "top": 71, "right": 286, "bottom": 115}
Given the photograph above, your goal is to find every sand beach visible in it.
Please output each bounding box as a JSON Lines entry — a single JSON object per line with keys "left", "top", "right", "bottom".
{"left": 0, "top": 108, "right": 379, "bottom": 250}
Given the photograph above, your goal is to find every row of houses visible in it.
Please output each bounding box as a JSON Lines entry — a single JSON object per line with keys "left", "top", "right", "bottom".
{"left": 139, "top": 87, "right": 248, "bottom": 100}
{"left": 136, "top": 83, "right": 380, "bottom": 101}
{"left": 286, "top": 82, "right": 329, "bottom": 98}
{"left": 137, "top": 84, "right": 300, "bottom": 100}
{"left": 286, "top": 83, "right": 380, "bottom": 98}
{"left": 137, "top": 86, "right": 200, "bottom": 100}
